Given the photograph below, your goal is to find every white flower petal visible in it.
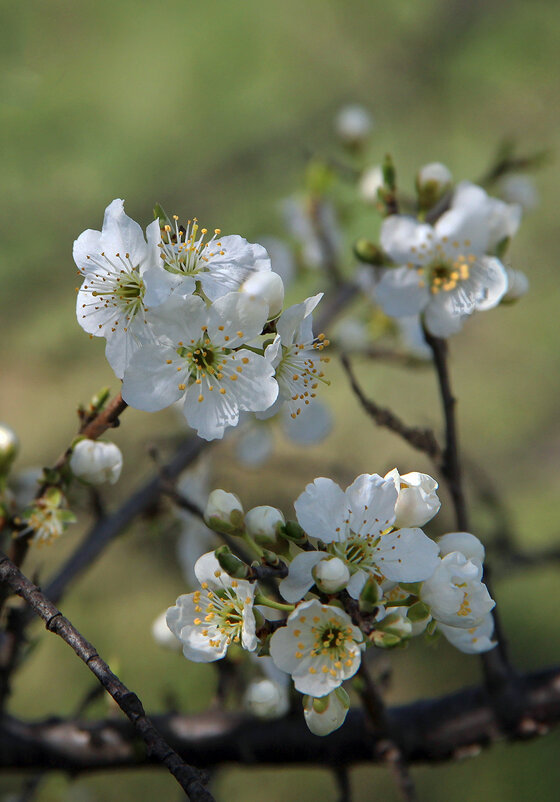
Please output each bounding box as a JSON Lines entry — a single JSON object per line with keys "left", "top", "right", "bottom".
{"left": 294, "top": 478, "right": 348, "bottom": 542}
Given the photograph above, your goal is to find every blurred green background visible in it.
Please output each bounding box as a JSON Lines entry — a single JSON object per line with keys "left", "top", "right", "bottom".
{"left": 2, "top": 0, "right": 560, "bottom": 799}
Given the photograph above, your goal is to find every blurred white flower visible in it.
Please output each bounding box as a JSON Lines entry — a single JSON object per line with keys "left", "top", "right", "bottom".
{"left": 152, "top": 610, "right": 181, "bottom": 651}
{"left": 497, "top": 174, "right": 539, "bottom": 212}
{"left": 359, "top": 165, "right": 384, "bottom": 204}
{"left": 335, "top": 104, "right": 374, "bottom": 146}
{"left": 244, "top": 678, "right": 290, "bottom": 719}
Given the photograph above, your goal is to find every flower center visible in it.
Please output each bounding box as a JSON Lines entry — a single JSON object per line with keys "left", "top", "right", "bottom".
{"left": 160, "top": 216, "right": 223, "bottom": 276}
{"left": 80, "top": 252, "right": 147, "bottom": 329}
{"left": 333, "top": 532, "right": 380, "bottom": 570}
{"left": 310, "top": 619, "right": 352, "bottom": 661}
{"left": 194, "top": 587, "right": 246, "bottom": 645}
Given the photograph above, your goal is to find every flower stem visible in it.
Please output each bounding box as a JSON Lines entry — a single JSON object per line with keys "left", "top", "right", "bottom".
{"left": 254, "top": 593, "right": 294, "bottom": 613}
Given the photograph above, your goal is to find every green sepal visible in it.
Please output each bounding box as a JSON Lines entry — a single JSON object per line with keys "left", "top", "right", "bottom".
{"left": 408, "top": 601, "right": 430, "bottom": 623}
{"left": 89, "top": 387, "right": 111, "bottom": 414}
{"left": 371, "top": 631, "right": 402, "bottom": 649}
{"left": 382, "top": 154, "right": 396, "bottom": 191}
{"left": 280, "top": 521, "right": 308, "bottom": 545}
{"left": 359, "top": 576, "right": 381, "bottom": 614}
{"left": 214, "top": 545, "right": 250, "bottom": 579}
{"left": 399, "top": 581, "right": 421, "bottom": 595}
{"left": 353, "top": 239, "right": 385, "bottom": 265}
{"left": 153, "top": 203, "right": 171, "bottom": 228}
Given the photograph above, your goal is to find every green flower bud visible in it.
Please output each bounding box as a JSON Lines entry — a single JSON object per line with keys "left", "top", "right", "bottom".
{"left": 214, "top": 545, "right": 250, "bottom": 579}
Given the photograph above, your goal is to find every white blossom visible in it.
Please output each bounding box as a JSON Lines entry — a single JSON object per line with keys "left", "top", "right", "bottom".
{"left": 265, "top": 294, "right": 328, "bottom": 419}
{"left": 417, "top": 162, "right": 453, "bottom": 193}
{"left": 420, "top": 551, "right": 494, "bottom": 629}
{"left": 244, "top": 678, "right": 290, "bottom": 719}
{"left": 303, "top": 687, "right": 350, "bottom": 736}
{"left": 498, "top": 174, "right": 539, "bottom": 212}
{"left": 375, "top": 209, "right": 510, "bottom": 337}
{"left": 0, "top": 423, "right": 19, "bottom": 474}
{"left": 312, "top": 556, "right": 351, "bottom": 595}
{"left": 502, "top": 267, "right": 529, "bottom": 303}
{"left": 157, "top": 216, "right": 272, "bottom": 301}
{"left": 204, "top": 489, "right": 244, "bottom": 533}
{"left": 335, "top": 104, "right": 374, "bottom": 146}
{"left": 240, "top": 271, "right": 284, "bottom": 318}
{"left": 166, "top": 552, "right": 257, "bottom": 662}
{"left": 438, "top": 612, "right": 496, "bottom": 653}
{"left": 437, "top": 532, "right": 485, "bottom": 565}
{"left": 74, "top": 199, "right": 176, "bottom": 378}
{"left": 359, "top": 165, "right": 384, "bottom": 204}
{"left": 121, "top": 292, "right": 278, "bottom": 441}
{"left": 22, "top": 487, "right": 75, "bottom": 546}
{"left": 70, "top": 439, "right": 123, "bottom": 485}
{"left": 152, "top": 611, "right": 181, "bottom": 651}
{"left": 291, "top": 473, "right": 439, "bottom": 599}
{"left": 384, "top": 468, "right": 441, "bottom": 528}
{"left": 245, "top": 506, "right": 285, "bottom": 545}
{"left": 374, "top": 182, "right": 521, "bottom": 337}
{"left": 269, "top": 599, "right": 363, "bottom": 696}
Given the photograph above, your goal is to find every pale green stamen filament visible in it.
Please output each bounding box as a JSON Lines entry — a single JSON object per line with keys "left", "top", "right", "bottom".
{"left": 160, "top": 216, "right": 223, "bottom": 276}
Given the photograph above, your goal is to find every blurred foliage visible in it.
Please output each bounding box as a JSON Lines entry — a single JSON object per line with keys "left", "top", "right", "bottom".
{"left": 2, "top": 0, "right": 560, "bottom": 799}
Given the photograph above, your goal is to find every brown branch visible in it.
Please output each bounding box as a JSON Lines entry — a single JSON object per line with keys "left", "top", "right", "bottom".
{"left": 340, "top": 354, "right": 442, "bottom": 462}
{"left": 422, "top": 329, "right": 519, "bottom": 725}
{"left": 0, "top": 553, "right": 214, "bottom": 802}
{"left": 0, "top": 436, "right": 206, "bottom": 712}
{"left": 6, "top": 392, "right": 128, "bottom": 574}
{"left": 2, "top": 664, "right": 559, "bottom": 773}
{"left": 357, "top": 661, "right": 418, "bottom": 802}
{"left": 43, "top": 436, "right": 206, "bottom": 606}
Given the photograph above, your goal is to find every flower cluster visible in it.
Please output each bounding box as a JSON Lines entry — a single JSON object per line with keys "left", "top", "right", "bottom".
{"left": 74, "top": 201, "right": 329, "bottom": 440}
{"left": 164, "top": 467, "right": 496, "bottom": 737}
{"left": 357, "top": 172, "right": 529, "bottom": 338}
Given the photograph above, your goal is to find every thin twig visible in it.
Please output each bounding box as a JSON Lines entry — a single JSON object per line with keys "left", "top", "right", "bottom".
{"left": 357, "top": 662, "right": 418, "bottom": 802}
{"left": 0, "top": 553, "right": 214, "bottom": 802}
{"left": 340, "top": 354, "right": 442, "bottom": 462}
{"left": 422, "top": 328, "right": 519, "bottom": 719}
{"left": 421, "top": 331, "right": 468, "bottom": 529}
{"left": 5, "top": 393, "right": 128, "bottom": 574}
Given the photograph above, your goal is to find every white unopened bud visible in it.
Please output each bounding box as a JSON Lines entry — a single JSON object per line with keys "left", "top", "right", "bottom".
{"left": 312, "top": 557, "right": 350, "bottom": 594}
{"left": 245, "top": 505, "right": 285, "bottom": 545}
{"left": 502, "top": 267, "right": 529, "bottom": 303}
{"left": 0, "top": 423, "right": 19, "bottom": 475}
{"left": 204, "top": 489, "right": 244, "bottom": 533}
{"left": 334, "top": 105, "right": 373, "bottom": 147}
{"left": 303, "top": 687, "right": 350, "bottom": 736}
{"left": 437, "top": 532, "right": 485, "bottom": 565}
{"left": 70, "top": 439, "right": 123, "bottom": 485}
{"left": 241, "top": 271, "right": 284, "bottom": 318}
{"left": 417, "top": 162, "right": 453, "bottom": 191}
{"left": 385, "top": 469, "right": 441, "bottom": 528}
{"left": 152, "top": 611, "right": 181, "bottom": 651}
{"left": 244, "top": 679, "right": 289, "bottom": 719}
{"left": 359, "top": 165, "right": 384, "bottom": 204}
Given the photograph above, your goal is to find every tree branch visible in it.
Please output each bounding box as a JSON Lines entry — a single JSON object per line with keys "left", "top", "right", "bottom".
{"left": 2, "top": 664, "right": 559, "bottom": 773}
{"left": 0, "top": 553, "right": 214, "bottom": 802}
{"left": 422, "top": 329, "right": 519, "bottom": 722}
{"left": 340, "top": 354, "right": 442, "bottom": 462}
